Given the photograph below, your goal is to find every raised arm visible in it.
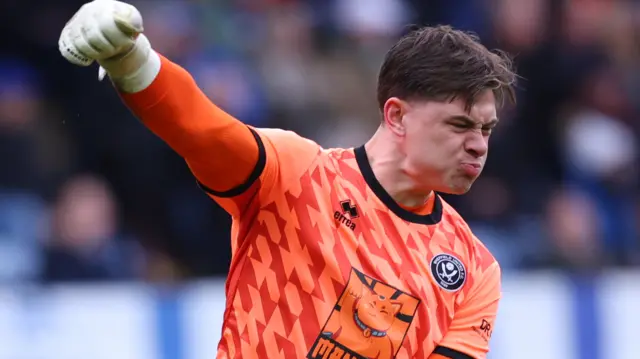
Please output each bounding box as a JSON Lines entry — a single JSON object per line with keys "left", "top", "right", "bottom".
{"left": 117, "top": 54, "right": 260, "bottom": 199}
{"left": 58, "top": 0, "right": 320, "bottom": 218}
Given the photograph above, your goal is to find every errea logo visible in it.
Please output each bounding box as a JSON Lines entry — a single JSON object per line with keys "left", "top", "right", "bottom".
{"left": 334, "top": 200, "right": 358, "bottom": 231}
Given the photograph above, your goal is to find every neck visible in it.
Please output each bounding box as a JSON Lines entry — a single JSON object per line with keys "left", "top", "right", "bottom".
{"left": 363, "top": 127, "right": 433, "bottom": 208}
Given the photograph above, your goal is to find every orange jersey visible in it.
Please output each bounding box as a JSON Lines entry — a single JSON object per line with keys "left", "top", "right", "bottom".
{"left": 120, "top": 55, "right": 502, "bottom": 359}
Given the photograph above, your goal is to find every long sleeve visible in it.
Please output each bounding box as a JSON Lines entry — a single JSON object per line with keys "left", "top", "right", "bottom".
{"left": 116, "top": 54, "right": 321, "bottom": 219}
{"left": 118, "top": 54, "right": 259, "bottom": 193}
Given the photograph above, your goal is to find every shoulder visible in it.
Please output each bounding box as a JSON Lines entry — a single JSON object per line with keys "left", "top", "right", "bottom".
{"left": 250, "top": 127, "right": 324, "bottom": 173}
{"left": 438, "top": 196, "right": 499, "bottom": 273}
{"left": 251, "top": 128, "right": 362, "bottom": 194}
{"left": 253, "top": 127, "right": 322, "bottom": 152}
{"left": 253, "top": 127, "right": 356, "bottom": 165}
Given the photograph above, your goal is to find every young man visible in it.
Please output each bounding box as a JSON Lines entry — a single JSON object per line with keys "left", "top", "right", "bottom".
{"left": 59, "top": 1, "right": 517, "bottom": 358}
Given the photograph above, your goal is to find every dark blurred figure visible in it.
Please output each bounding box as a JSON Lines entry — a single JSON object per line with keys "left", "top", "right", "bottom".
{"left": 0, "top": 60, "right": 64, "bottom": 283}
{"left": 544, "top": 188, "right": 603, "bottom": 271}
{"left": 41, "top": 174, "right": 145, "bottom": 283}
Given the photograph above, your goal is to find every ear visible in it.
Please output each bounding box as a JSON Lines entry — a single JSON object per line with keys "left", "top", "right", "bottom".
{"left": 382, "top": 97, "right": 406, "bottom": 137}
{"left": 390, "top": 301, "right": 403, "bottom": 315}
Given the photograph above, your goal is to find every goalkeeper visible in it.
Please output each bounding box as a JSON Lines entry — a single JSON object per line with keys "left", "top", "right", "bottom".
{"left": 59, "top": 1, "right": 516, "bottom": 358}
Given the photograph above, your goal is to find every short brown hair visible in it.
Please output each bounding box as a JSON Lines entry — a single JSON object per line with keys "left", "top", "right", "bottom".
{"left": 377, "top": 25, "right": 517, "bottom": 111}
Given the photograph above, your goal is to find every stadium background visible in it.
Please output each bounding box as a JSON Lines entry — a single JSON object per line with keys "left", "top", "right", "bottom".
{"left": 1, "top": 0, "right": 639, "bottom": 358}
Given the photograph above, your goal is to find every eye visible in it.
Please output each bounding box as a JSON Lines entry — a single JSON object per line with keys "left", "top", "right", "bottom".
{"left": 481, "top": 127, "right": 493, "bottom": 135}
{"left": 451, "top": 122, "right": 470, "bottom": 130}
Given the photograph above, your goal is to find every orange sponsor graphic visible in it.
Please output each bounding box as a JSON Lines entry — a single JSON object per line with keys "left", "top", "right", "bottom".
{"left": 308, "top": 268, "right": 420, "bottom": 359}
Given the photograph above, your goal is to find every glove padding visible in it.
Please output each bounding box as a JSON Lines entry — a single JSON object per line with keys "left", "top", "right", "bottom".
{"left": 58, "top": 0, "right": 150, "bottom": 81}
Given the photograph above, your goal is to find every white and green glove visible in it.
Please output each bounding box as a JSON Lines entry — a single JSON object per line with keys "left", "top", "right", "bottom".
{"left": 58, "top": 0, "right": 161, "bottom": 92}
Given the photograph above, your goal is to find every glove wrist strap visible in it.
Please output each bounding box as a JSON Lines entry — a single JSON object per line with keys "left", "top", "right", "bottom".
{"left": 98, "top": 34, "right": 161, "bottom": 93}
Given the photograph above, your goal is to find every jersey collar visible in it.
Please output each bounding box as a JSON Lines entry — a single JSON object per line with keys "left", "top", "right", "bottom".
{"left": 354, "top": 145, "right": 443, "bottom": 225}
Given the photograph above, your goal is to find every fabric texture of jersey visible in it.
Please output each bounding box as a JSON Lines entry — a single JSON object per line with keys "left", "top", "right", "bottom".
{"left": 202, "top": 128, "right": 502, "bottom": 359}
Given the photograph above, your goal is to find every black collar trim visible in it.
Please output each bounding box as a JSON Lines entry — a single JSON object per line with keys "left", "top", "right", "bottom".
{"left": 354, "top": 145, "right": 443, "bottom": 225}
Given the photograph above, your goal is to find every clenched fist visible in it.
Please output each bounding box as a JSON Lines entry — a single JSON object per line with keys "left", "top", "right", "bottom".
{"left": 58, "top": 0, "right": 159, "bottom": 91}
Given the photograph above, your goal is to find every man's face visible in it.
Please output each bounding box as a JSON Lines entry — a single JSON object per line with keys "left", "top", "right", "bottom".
{"left": 384, "top": 90, "right": 498, "bottom": 195}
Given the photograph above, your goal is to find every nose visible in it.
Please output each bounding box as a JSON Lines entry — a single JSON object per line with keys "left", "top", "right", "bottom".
{"left": 464, "top": 131, "right": 488, "bottom": 158}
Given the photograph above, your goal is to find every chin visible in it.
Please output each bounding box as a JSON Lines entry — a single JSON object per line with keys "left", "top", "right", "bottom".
{"left": 441, "top": 179, "right": 475, "bottom": 195}
{"left": 441, "top": 187, "right": 471, "bottom": 195}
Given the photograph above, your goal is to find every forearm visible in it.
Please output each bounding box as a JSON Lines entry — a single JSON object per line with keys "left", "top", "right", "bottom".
{"left": 117, "top": 54, "right": 259, "bottom": 192}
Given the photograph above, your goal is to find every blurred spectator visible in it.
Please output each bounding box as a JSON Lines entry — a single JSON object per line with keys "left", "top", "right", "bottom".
{"left": 561, "top": 66, "right": 640, "bottom": 266}
{"left": 545, "top": 188, "right": 603, "bottom": 270}
{"left": 0, "top": 60, "right": 62, "bottom": 283}
{"left": 40, "top": 174, "right": 145, "bottom": 283}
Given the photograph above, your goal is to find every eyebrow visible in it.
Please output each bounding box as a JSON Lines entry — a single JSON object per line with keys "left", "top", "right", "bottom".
{"left": 449, "top": 115, "right": 499, "bottom": 126}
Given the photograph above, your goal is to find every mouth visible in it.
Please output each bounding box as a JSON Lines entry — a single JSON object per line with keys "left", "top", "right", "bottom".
{"left": 460, "top": 163, "right": 482, "bottom": 177}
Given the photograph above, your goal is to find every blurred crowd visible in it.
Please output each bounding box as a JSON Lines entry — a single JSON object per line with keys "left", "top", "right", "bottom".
{"left": 1, "top": 0, "right": 639, "bottom": 284}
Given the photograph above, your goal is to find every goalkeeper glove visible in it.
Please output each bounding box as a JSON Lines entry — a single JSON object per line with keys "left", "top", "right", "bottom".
{"left": 58, "top": 0, "right": 161, "bottom": 93}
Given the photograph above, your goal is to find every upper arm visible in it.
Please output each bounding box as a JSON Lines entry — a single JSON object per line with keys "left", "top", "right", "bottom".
{"left": 118, "top": 54, "right": 321, "bottom": 218}
{"left": 198, "top": 127, "right": 321, "bottom": 218}
{"left": 434, "top": 260, "right": 502, "bottom": 359}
